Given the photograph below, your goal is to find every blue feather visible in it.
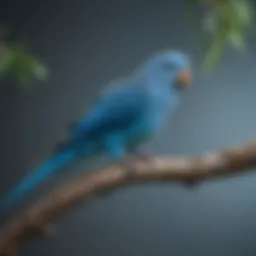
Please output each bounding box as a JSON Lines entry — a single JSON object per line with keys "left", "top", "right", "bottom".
{"left": 0, "top": 149, "right": 76, "bottom": 211}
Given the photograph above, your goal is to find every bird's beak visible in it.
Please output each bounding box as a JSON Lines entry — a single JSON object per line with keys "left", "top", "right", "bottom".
{"left": 176, "top": 69, "right": 192, "bottom": 89}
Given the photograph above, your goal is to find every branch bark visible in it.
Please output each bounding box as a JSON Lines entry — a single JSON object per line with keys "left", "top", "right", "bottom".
{"left": 1, "top": 141, "right": 256, "bottom": 256}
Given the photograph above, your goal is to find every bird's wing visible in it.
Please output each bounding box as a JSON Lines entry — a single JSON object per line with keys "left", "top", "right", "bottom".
{"left": 74, "top": 84, "right": 148, "bottom": 140}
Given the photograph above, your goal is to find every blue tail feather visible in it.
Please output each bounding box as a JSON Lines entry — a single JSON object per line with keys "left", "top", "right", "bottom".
{"left": 0, "top": 149, "right": 77, "bottom": 212}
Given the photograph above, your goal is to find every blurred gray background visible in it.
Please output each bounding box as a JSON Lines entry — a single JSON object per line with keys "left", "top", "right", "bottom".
{"left": 1, "top": 0, "right": 256, "bottom": 255}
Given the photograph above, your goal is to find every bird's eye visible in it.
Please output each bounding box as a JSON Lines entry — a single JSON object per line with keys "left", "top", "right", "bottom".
{"left": 161, "top": 62, "right": 175, "bottom": 71}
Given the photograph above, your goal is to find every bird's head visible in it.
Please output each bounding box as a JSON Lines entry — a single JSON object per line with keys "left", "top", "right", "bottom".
{"left": 141, "top": 49, "right": 192, "bottom": 91}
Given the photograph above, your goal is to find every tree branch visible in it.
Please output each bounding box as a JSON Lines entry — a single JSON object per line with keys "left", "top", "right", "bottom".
{"left": 1, "top": 141, "right": 256, "bottom": 255}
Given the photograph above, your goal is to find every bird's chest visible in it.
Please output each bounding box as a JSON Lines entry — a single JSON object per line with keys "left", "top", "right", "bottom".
{"left": 123, "top": 97, "right": 174, "bottom": 150}
{"left": 129, "top": 89, "right": 177, "bottom": 137}
{"left": 145, "top": 88, "right": 177, "bottom": 127}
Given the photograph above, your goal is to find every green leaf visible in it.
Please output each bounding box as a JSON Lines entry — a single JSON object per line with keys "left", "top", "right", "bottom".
{"left": 202, "top": 36, "right": 224, "bottom": 73}
{"left": 231, "top": 0, "right": 252, "bottom": 26}
{"left": 227, "top": 30, "right": 245, "bottom": 51}
{"left": 0, "top": 23, "right": 48, "bottom": 87}
{"left": 29, "top": 57, "right": 48, "bottom": 81}
{"left": 203, "top": 12, "right": 218, "bottom": 35}
{"left": 190, "top": 0, "right": 253, "bottom": 72}
{"left": 0, "top": 42, "right": 48, "bottom": 86}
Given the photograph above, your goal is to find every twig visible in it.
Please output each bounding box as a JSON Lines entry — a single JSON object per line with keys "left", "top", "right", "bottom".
{"left": 0, "top": 141, "right": 256, "bottom": 255}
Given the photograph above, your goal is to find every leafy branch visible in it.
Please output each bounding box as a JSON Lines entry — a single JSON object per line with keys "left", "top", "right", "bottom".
{"left": 188, "top": 0, "right": 254, "bottom": 71}
{"left": 0, "top": 26, "right": 47, "bottom": 87}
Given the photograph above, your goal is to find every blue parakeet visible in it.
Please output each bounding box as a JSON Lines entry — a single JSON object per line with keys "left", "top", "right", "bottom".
{"left": 0, "top": 49, "right": 192, "bottom": 211}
